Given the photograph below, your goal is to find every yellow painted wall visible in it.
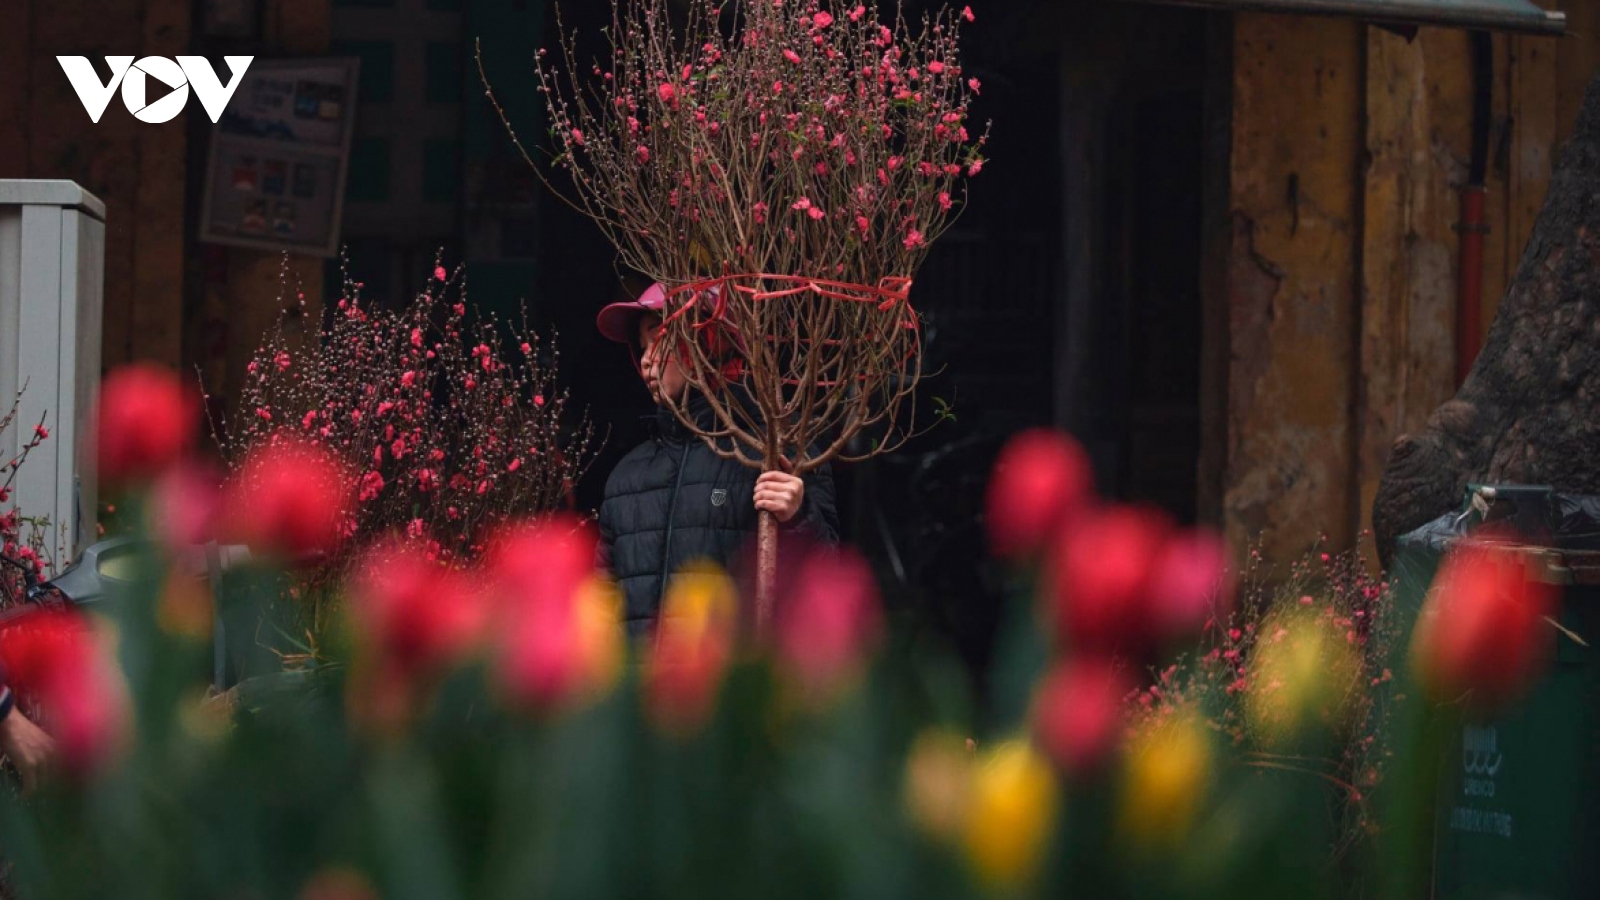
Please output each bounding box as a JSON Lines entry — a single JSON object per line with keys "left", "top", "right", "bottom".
{"left": 1223, "top": 7, "right": 1599, "bottom": 566}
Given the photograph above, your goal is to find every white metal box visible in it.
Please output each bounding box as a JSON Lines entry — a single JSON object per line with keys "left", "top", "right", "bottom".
{"left": 0, "top": 180, "right": 106, "bottom": 569}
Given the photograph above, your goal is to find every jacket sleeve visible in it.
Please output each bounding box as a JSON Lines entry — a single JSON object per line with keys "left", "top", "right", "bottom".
{"left": 784, "top": 461, "right": 840, "bottom": 545}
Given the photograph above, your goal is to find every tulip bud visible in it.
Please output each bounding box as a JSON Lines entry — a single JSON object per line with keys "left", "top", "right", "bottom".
{"left": 1147, "top": 529, "right": 1233, "bottom": 644}
{"left": 1411, "top": 541, "right": 1558, "bottom": 713}
{"left": 1119, "top": 713, "right": 1212, "bottom": 847}
{"left": 95, "top": 364, "right": 198, "bottom": 487}
{"left": 1050, "top": 505, "right": 1173, "bottom": 652}
{"left": 221, "top": 433, "right": 352, "bottom": 559}
{"left": 961, "top": 740, "right": 1059, "bottom": 890}
{"left": 298, "top": 868, "right": 379, "bottom": 900}
{"left": 903, "top": 728, "right": 974, "bottom": 842}
{"left": 775, "top": 546, "right": 882, "bottom": 706}
{"left": 1033, "top": 657, "right": 1131, "bottom": 776}
{"left": 347, "top": 540, "right": 483, "bottom": 679}
{"left": 986, "top": 429, "right": 1094, "bottom": 560}
{"left": 645, "top": 563, "right": 737, "bottom": 735}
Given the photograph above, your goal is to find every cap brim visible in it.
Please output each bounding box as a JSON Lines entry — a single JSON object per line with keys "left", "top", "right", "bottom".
{"left": 596, "top": 302, "right": 651, "bottom": 344}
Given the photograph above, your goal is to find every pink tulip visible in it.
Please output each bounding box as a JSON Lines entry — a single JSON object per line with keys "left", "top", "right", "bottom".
{"left": 986, "top": 429, "right": 1094, "bottom": 561}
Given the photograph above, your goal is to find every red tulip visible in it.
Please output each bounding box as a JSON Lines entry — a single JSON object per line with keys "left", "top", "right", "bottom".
{"left": 95, "top": 364, "right": 197, "bottom": 486}
{"left": 489, "top": 518, "right": 623, "bottom": 712}
{"left": 775, "top": 546, "right": 883, "bottom": 704}
{"left": 0, "top": 609, "right": 129, "bottom": 775}
{"left": 220, "top": 433, "right": 351, "bottom": 559}
{"left": 1147, "top": 529, "right": 1233, "bottom": 644}
{"left": 348, "top": 540, "right": 483, "bottom": 678}
{"left": 1050, "top": 505, "right": 1174, "bottom": 652}
{"left": 1033, "top": 657, "right": 1131, "bottom": 776}
{"left": 987, "top": 430, "right": 1094, "bottom": 560}
{"left": 1412, "top": 541, "right": 1559, "bottom": 712}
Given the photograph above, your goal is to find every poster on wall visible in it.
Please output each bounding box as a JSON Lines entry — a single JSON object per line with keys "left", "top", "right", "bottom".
{"left": 198, "top": 57, "right": 359, "bottom": 257}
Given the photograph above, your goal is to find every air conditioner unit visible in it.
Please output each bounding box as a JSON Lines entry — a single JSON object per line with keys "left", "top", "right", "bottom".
{"left": 0, "top": 180, "right": 106, "bottom": 570}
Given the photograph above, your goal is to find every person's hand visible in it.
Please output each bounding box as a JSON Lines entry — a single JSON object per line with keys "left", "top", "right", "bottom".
{"left": 754, "top": 472, "right": 806, "bottom": 523}
{"left": 0, "top": 709, "right": 57, "bottom": 793}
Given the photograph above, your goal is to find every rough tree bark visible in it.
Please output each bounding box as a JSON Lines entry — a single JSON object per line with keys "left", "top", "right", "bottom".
{"left": 1373, "top": 75, "right": 1600, "bottom": 566}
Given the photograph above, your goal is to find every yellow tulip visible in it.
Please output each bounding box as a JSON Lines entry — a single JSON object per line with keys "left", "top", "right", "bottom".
{"left": 1119, "top": 713, "right": 1213, "bottom": 847}
{"left": 1244, "top": 609, "right": 1359, "bottom": 744}
{"left": 962, "top": 739, "right": 1059, "bottom": 890}
{"left": 903, "top": 729, "right": 974, "bottom": 842}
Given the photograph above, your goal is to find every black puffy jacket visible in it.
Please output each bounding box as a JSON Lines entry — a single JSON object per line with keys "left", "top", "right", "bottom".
{"left": 597, "top": 398, "right": 840, "bottom": 634}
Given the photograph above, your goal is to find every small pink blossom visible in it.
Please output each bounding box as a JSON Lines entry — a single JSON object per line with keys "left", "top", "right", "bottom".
{"left": 433, "top": 266, "right": 447, "bottom": 281}
{"left": 792, "top": 197, "right": 813, "bottom": 212}
{"left": 784, "top": 49, "right": 801, "bottom": 64}
{"left": 658, "top": 82, "right": 678, "bottom": 104}
{"left": 34, "top": 425, "right": 48, "bottom": 440}
{"left": 969, "top": 77, "right": 982, "bottom": 94}
{"left": 903, "top": 229, "right": 925, "bottom": 249}
{"left": 570, "top": 129, "right": 585, "bottom": 146}
{"left": 938, "top": 192, "right": 953, "bottom": 211}
{"left": 849, "top": 5, "right": 866, "bottom": 22}
{"left": 636, "top": 144, "right": 650, "bottom": 164}
{"left": 963, "top": 5, "right": 975, "bottom": 22}
{"left": 410, "top": 328, "right": 423, "bottom": 348}
{"left": 813, "top": 10, "right": 833, "bottom": 28}
{"left": 928, "top": 61, "right": 945, "bottom": 75}
{"left": 508, "top": 458, "right": 522, "bottom": 473}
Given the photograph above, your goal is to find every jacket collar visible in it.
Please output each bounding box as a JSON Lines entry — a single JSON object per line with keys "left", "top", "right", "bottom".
{"left": 652, "top": 393, "right": 716, "bottom": 443}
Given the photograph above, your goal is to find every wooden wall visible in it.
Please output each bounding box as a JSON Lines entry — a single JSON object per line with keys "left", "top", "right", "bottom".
{"left": 1218, "top": 4, "right": 1600, "bottom": 565}
{"left": 0, "top": 0, "right": 191, "bottom": 371}
{"left": 0, "top": 0, "right": 329, "bottom": 398}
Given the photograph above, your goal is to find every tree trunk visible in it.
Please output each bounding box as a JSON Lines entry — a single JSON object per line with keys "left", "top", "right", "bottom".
{"left": 1373, "top": 74, "right": 1600, "bottom": 566}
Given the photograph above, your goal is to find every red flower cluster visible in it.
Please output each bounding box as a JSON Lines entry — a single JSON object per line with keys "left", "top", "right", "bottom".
{"left": 221, "top": 264, "right": 595, "bottom": 582}
{"left": 531, "top": 0, "right": 988, "bottom": 288}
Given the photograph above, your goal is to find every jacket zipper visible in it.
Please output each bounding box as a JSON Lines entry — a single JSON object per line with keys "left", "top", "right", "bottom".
{"left": 658, "top": 443, "right": 689, "bottom": 604}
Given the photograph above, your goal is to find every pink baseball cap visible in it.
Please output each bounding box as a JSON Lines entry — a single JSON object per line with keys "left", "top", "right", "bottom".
{"left": 596, "top": 283, "right": 667, "bottom": 345}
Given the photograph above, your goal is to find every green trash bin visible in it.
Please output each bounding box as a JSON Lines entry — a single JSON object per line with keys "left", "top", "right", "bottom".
{"left": 1390, "top": 485, "right": 1600, "bottom": 900}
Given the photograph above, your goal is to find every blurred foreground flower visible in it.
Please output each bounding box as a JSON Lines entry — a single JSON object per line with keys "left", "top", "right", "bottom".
{"left": 1411, "top": 541, "right": 1559, "bottom": 713}
{"left": 95, "top": 364, "right": 196, "bottom": 487}
{"left": 986, "top": 429, "right": 1093, "bottom": 560}
{"left": 1050, "top": 505, "right": 1173, "bottom": 652}
{"left": 775, "top": 545, "right": 882, "bottom": 707}
{"left": 1244, "top": 609, "right": 1360, "bottom": 744}
{"left": 1033, "top": 657, "right": 1131, "bottom": 777}
{"left": 0, "top": 610, "right": 130, "bottom": 776}
{"left": 348, "top": 539, "right": 484, "bottom": 679}
{"left": 1119, "top": 713, "right": 1212, "bottom": 848}
{"left": 904, "top": 728, "right": 975, "bottom": 843}
{"left": 491, "top": 518, "right": 622, "bottom": 713}
{"left": 149, "top": 461, "right": 221, "bottom": 551}
{"left": 220, "top": 433, "right": 352, "bottom": 560}
{"left": 645, "top": 563, "right": 737, "bottom": 735}
{"left": 1147, "top": 530, "right": 1233, "bottom": 644}
{"left": 492, "top": 515, "right": 624, "bottom": 711}
{"left": 298, "top": 868, "right": 379, "bottom": 900}
{"left": 962, "top": 739, "right": 1059, "bottom": 890}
